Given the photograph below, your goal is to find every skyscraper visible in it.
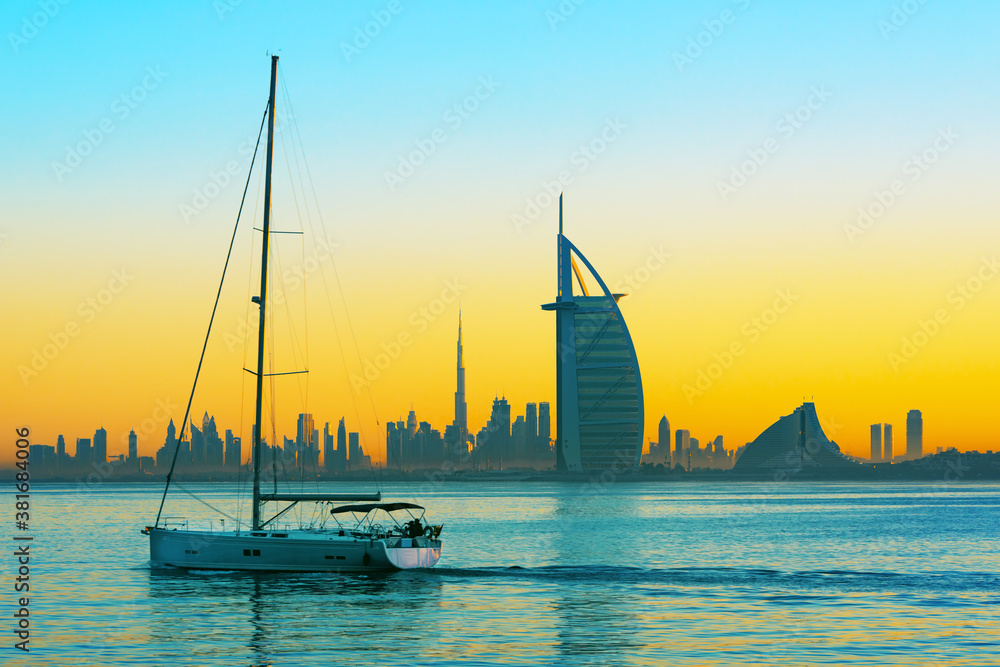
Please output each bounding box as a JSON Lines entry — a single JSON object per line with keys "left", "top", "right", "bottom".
{"left": 204, "top": 414, "right": 224, "bottom": 467}
{"left": 538, "top": 402, "right": 551, "bottom": 456}
{"left": 296, "top": 413, "right": 315, "bottom": 468}
{"left": 386, "top": 421, "right": 402, "bottom": 469}
{"left": 407, "top": 410, "right": 417, "bottom": 439}
{"left": 884, "top": 425, "right": 893, "bottom": 462}
{"left": 453, "top": 313, "right": 468, "bottom": 444}
{"left": 349, "top": 432, "right": 360, "bottom": 468}
{"left": 225, "top": 429, "right": 241, "bottom": 469}
{"left": 870, "top": 424, "right": 882, "bottom": 462}
{"left": 674, "top": 429, "right": 690, "bottom": 467}
{"left": 541, "top": 196, "right": 643, "bottom": 472}
{"left": 323, "top": 422, "right": 334, "bottom": 473}
{"left": 525, "top": 402, "right": 538, "bottom": 441}
{"left": 128, "top": 429, "right": 138, "bottom": 463}
{"left": 906, "top": 410, "right": 922, "bottom": 460}
{"left": 76, "top": 438, "right": 91, "bottom": 464}
{"left": 190, "top": 421, "right": 205, "bottom": 466}
{"left": 337, "top": 418, "right": 348, "bottom": 471}
{"left": 487, "top": 396, "right": 511, "bottom": 466}
{"left": 512, "top": 415, "right": 527, "bottom": 459}
{"left": 93, "top": 427, "right": 107, "bottom": 464}
{"left": 884, "top": 424, "right": 893, "bottom": 463}
{"left": 658, "top": 416, "right": 670, "bottom": 463}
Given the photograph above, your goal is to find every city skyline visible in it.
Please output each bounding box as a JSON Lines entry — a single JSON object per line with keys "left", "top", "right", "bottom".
{"left": 5, "top": 3, "right": 1000, "bottom": 464}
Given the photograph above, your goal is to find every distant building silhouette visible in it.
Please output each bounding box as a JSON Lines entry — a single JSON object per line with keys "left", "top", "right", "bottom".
{"left": 870, "top": 424, "right": 882, "bottom": 462}
{"left": 906, "top": 410, "right": 923, "bottom": 460}
{"left": 386, "top": 421, "right": 402, "bottom": 469}
{"left": 76, "top": 438, "right": 91, "bottom": 464}
{"left": 225, "top": 429, "right": 241, "bottom": 469}
{"left": 541, "top": 198, "right": 643, "bottom": 472}
{"left": 486, "top": 397, "right": 511, "bottom": 467}
{"left": 323, "top": 422, "right": 334, "bottom": 473}
{"left": 56, "top": 434, "right": 67, "bottom": 468}
{"left": 93, "top": 427, "right": 107, "bottom": 464}
{"left": 733, "top": 402, "right": 860, "bottom": 473}
{"left": 349, "top": 432, "right": 360, "bottom": 468}
{"left": 203, "top": 413, "right": 224, "bottom": 467}
{"left": 452, "top": 314, "right": 468, "bottom": 448}
{"left": 525, "top": 402, "right": 538, "bottom": 457}
{"left": 674, "top": 429, "right": 690, "bottom": 466}
{"left": 657, "top": 416, "right": 670, "bottom": 464}
{"left": 884, "top": 424, "right": 893, "bottom": 463}
{"left": 538, "top": 402, "right": 551, "bottom": 459}
{"left": 337, "top": 418, "right": 348, "bottom": 471}
{"left": 296, "top": 413, "right": 316, "bottom": 469}
{"left": 127, "top": 429, "right": 138, "bottom": 464}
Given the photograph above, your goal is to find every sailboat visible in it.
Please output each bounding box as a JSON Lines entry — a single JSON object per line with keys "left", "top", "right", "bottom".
{"left": 143, "top": 55, "right": 442, "bottom": 572}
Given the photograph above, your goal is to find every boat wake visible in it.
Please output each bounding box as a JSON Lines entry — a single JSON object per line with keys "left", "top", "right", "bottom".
{"left": 423, "top": 564, "right": 1000, "bottom": 599}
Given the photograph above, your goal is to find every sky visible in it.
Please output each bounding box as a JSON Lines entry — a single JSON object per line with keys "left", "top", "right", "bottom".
{"left": 3, "top": 0, "right": 999, "bottom": 464}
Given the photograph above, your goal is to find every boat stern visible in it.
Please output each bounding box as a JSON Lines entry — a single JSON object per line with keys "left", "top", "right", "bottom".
{"left": 381, "top": 537, "right": 442, "bottom": 569}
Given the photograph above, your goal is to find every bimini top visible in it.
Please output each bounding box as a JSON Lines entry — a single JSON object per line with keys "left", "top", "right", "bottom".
{"left": 330, "top": 502, "right": 424, "bottom": 515}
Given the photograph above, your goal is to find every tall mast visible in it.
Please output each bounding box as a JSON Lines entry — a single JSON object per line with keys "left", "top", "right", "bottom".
{"left": 252, "top": 54, "right": 279, "bottom": 530}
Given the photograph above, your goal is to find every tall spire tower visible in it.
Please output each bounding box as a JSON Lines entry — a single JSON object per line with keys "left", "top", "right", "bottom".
{"left": 454, "top": 312, "right": 468, "bottom": 444}
{"left": 542, "top": 194, "right": 644, "bottom": 472}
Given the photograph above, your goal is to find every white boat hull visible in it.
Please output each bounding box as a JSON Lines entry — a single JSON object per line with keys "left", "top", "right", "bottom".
{"left": 147, "top": 527, "right": 441, "bottom": 572}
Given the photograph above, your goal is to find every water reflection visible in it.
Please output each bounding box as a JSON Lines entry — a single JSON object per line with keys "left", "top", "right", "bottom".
{"left": 146, "top": 569, "right": 443, "bottom": 665}
{"left": 551, "top": 489, "right": 644, "bottom": 663}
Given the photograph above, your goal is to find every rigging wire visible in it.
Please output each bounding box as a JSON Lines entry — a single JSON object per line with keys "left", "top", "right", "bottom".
{"left": 275, "top": 108, "right": 323, "bottom": 497}
{"left": 153, "top": 103, "right": 270, "bottom": 528}
{"left": 277, "top": 66, "right": 387, "bottom": 492}
{"left": 173, "top": 482, "right": 246, "bottom": 527}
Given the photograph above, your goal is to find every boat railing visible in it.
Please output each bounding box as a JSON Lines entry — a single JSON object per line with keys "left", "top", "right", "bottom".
{"left": 161, "top": 517, "right": 189, "bottom": 531}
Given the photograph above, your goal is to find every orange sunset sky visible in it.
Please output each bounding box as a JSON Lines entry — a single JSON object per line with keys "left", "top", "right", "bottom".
{"left": 3, "top": 2, "right": 999, "bottom": 464}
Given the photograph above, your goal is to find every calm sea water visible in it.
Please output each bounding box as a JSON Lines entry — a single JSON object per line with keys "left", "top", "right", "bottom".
{"left": 8, "top": 480, "right": 1000, "bottom": 666}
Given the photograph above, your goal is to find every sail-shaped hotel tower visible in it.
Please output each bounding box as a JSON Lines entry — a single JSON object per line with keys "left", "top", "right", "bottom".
{"left": 542, "top": 196, "right": 644, "bottom": 472}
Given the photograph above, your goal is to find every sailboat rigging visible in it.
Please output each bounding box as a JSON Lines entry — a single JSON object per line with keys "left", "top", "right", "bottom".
{"left": 144, "top": 55, "right": 442, "bottom": 571}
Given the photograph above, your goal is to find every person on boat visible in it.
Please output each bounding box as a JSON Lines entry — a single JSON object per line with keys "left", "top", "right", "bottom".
{"left": 406, "top": 519, "right": 423, "bottom": 538}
